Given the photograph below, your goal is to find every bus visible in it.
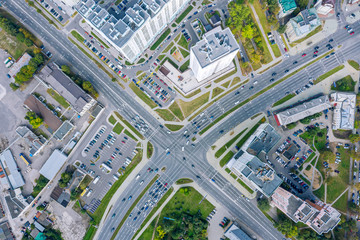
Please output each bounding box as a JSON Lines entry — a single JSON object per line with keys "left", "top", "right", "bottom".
{"left": 19, "top": 153, "right": 31, "bottom": 166}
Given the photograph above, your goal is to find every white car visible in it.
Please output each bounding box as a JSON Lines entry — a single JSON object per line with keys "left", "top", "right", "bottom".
{"left": 136, "top": 174, "right": 140, "bottom": 180}
{"left": 140, "top": 180, "right": 144, "bottom": 185}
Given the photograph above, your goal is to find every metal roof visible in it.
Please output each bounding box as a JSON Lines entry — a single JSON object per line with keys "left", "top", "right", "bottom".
{"left": 39, "top": 150, "right": 67, "bottom": 181}
{"left": 0, "top": 150, "right": 25, "bottom": 189}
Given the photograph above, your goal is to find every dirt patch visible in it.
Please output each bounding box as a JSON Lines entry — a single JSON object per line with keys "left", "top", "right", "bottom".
{"left": 172, "top": 50, "right": 183, "bottom": 62}
{"left": 303, "top": 165, "right": 321, "bottom": 189}
{"left": 332, "top": 129, "right": 352, "bottom": 139}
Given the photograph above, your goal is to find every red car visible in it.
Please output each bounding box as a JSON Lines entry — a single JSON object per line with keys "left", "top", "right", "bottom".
{"left": 284, "top": 48, "right": 287, "bottom": 52}
{"left": 164, "top": 183, "right": 168, "bottom": 187}
{"left": 85, "top": 31, "right": 89, "bottom": 35}
{"left": 122, "top": 75, "right": 126, "bottom": 79}
{"left": 121, "top": 140, "right": 125, "bottom": 144}
{"left": 350, "top": 31, "right": 355, "bottom": 35}
{"left": 147, "top": 168, "right": 151, "bottom": 172}
{"left": 314, "top": 50, "right": 318, "bottom": 54}
{"left": 302, "top": 53, "right": 306, "bottom": 57}
{"left": 100, "top": 45, "right": 104, "bottom": 49}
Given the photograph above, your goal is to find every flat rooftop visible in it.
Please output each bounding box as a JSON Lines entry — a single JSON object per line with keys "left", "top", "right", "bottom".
{"left": 191, "top": 27, "right": 240, "bottom": 68}
{"left": 0, "top": 150, "right": 25, "bottom": 189}
{"left": 39, "top": 149, "right": 68, "bottom": 181}
{"left": 331, "top": 92, "right": 356, "bottom": 130}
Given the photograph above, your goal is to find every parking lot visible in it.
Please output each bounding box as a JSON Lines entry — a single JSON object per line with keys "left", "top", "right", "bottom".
{"left": 36, "top": 0, "right": 70, "bottom": 23}
{"left": 77, "top": 124, "right": 137, "bottom": 204}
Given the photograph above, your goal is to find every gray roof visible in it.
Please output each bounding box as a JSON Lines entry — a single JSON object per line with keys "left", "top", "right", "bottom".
{"left": 39, "top": 63, "right": 94, "bottom": 114}
{"left": 34, "top": 221, "right": 45, "bottom": 232}
{"left": 53, "top": 121, "right": 74, "bottom": 141}
{"left": 39, "top": 150, "right": 68, "bottom": 181}
{"left": 224, "top": 224, "right": 252, "bottom": 240}
{"left": 247, "top": 124, "right": 281, "bottom": 156}
{"left": 0, "top": 150, "right": 25, "bottom": 189}
{"left": 191, "top": 27, "right": 240, "bottom": 68}
{"left": 210, "top": 14, "right": 221, "bottom": 25}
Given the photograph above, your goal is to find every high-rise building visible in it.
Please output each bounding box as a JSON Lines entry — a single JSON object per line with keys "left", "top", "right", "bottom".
{"left": 278, "top": 0, "right": 297, "bottom": 18}
{"left": 189, "top": 27, "right": 239, "bottom": 82}
{"left": 76, "top": 0, "right": 190, "bottom": 63}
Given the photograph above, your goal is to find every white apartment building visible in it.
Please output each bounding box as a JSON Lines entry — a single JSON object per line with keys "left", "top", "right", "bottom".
{"left": 189, "top": 27, "right": 240, "bottom": 82}
{"left": 76, "top": 0, "right": 190, "bottom": 63}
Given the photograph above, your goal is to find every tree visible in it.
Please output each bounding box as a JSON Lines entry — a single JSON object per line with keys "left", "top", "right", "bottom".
{"left": 349, "top": 134, "right": 360, "bottom": 143}
{"left": 61, "top": 65, "right": 71, "bottom": 75}
{"left": 24, "top": 111, "right": 43, "bottom": 128}
{"left": 241, "top": 24, "right": 254, "bottom": 39}
{"left": 257, "top": 198, "right": 270, "bottom": 212}
{"left": 295, "top": 0, "right": 308, "bottom": 10}
{"left": 36, "top": 205, "right": 45, "bottom": 211}
{"left": 24, "top": 38, "right": 33, "bottom": 47}
{"left": 297, "top": 229, "right": 317, "bottom": 240}
{"left": 16, "top": 32, "right": 25, "bottom": 42}
{"left": 278, "top": 25, "right": 287, "bottom": 34}
{"left": 321, "top": 150, "right": 335, "bottom": 163}
{"left": 228, "top": 2, "right": 251, "bottom": 32}
{"left": 349, "top": 201, "right": 359, "bottom": 214}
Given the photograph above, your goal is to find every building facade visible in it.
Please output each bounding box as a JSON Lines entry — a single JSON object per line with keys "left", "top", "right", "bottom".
{"left": 285, "top": 8, "right": 321, "bottom": 42}
{"left": 190, "top": 27, "right": 239, "bottom": 82}
{"left": 315, "top": 0, "right": 335, "bottom": 17}
{"left": 76, "top": 0, "right": 190, "bottom": 63}
{"left": 278, "top": 0, "right": 297, "bottom": 18}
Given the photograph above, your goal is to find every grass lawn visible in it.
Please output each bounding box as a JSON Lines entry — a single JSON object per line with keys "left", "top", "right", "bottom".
{"left": 113, "top": 122, "right": 124, "bottom": 134}
{"left": 174, "top": 33, "right": 181, "bottom": 42}
{"left": 178, "top": 92, "right": 210, "bottom": 118}
{"left": 115, "top": 112, "right": 144, "bottom": 140}
{"left": 214, "top": 66, "right": 237, "bottom": 83}
{"left": 332, "top": 189, "right": 348, "bottom": 213}
{"left": 136, "top": 188, "right": 174, "bottom": 240}
{"left": 221, "top": 81, "right": 230, "bottom": 88}
{"left": 225, "top": 168, "right": 231, "bottom": 173}
{"left": 150, "top": 28, "right": 171, "bottom": 50}
{"left": 179, "top": 59, "right": 190, "bottom": 72}
{"left": 83, "top": 225, "right": 97, "bottom": 240}
{"left": 212, "top": 87, "right": 224, "bottom": 99}
{"left": 271, "top": 44, "right": 281, "bottom": 57}
{"left": 175, "top": 6, "right": 194, "bottom": 24}
{"left": 91, "top": 31, "right": 110, "bottom": 48}
{"left": 230, "top": 77, "right": 242, "bottom": 87}
{"left": 165, "top": 124, "right": 184, "bottom": 131}
{"left": 46, "top": 89, "right": 70, "bottom": 108}
{"left": 348, "top": 60, "right": 360, "bottom": 70}
{"left": 129, "top": 82, "right": 157, "bottom": 108}
{"left": 215, "top": 128, "right": 248, "bottom": 158}
{"left": 175, "top": 178, "right": 194, "bottom": 184}
{"left": 272, "top": 93, "right": 296, "bottom": 107}
{"left": 71, "top": 30, "right": 85, "bottom": 42}
{"left": 331, "top": 75, "right": 355, "bottom": 92}
{"left": 178, "top": 34, "right": 190, "bottom": 49}
{"left": 230, "top": 172, "right": 237, "bottom": 179}
{"left": 170, "top": 46, "right": 177, "bottom": 55}
{"left": 124, "top": 129, "right": 137, "bottom": 141}
{"left": 155, "top": 109, "right": 176, "bottom": 121}
{"left": 111, "top": 175, "right": 159, "bottom": 240}
{"left": 237, "top": 178, "right": 254, "bottom": 194}
{"left": 174, "top": 87, "right": 201, "bottom": 99}
{"left": 162, "top": 42, "right": 174, "bottom": 53}
{"left": 313, "top": 184, "right": 325, "bottom": 201}
{"left": 0, "top": 29, "right": 32, "bottom": 60}
{"left": 179, "top": 47, "right": 190, "bottom": 58}
{"left": 235, "top": 118, "right": 265, "bottom": 149}
{"left": 147, "top": 141, "right": 153, "bottom": 159}
{"left": 137, "top": 58, "right": 145, "bottom": 64}
{"left": 301, "top": 128, "right": 327, "bottom": 151}
{"left": 169, "top": 101, "right": 184, "bottom": 121}
{"left": 219, "top": 151, "right": 235, "bottom": 167}
{"left": 108, "top": 115, "right": 117, "bottom": 125}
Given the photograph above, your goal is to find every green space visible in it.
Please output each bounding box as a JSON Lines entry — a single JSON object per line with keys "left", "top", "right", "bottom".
{"left": 221, "top": 80, "right": 230, "bottom": 88}
{"left": 178, "top": 92, "right": 210, "bottom": 118}
{"left": 175, "top": 6, "right": 194, "bottom": 24}
{"left": 170, "top": 46, "right": 177, "bottom": 55}
{"left": 124, "top": 129, "right": 137, "bottom": 141}
{"left": 114, "top": 112, "right": 144, "bottom": 140}
{"left": 215, "top": 128, "right": 248, "bottom": 158}
{"left": 348, "top": 60, "right": 360, "bottom": 70}
{"left": 174, "top": 87, "right": 201, "bottom": 99}
{"left": 113, "top": 122, "right": 124, "bottom": 134}
{"left": 88, "top": 148, "right": 143, "bottom": 226}
{"left": 212, "top": 87, "right": 224, "bottom": 99}
{"left": 137, "top": 58, "right": 145, "bottom": 64}
{"left": 31, "top": 175, "right": 49, "bottom": 198}
{"left": 175, "top": 178, "right": 194, "bottom": 184}
{"left": 147, "top": 142, "right": 153, "bottom": 159}
{"left": 331, "top": 75, "right": 355, "bottom": 92}
{"left": 91, "top": 31, "right": 110, "bottom": 48}
{"left": 214, "top": 66, "right": 237, "bottom": 83}
{"left": 178, "top": 34, "right": 190, "bottom": 49}
{"left": 237, "top": 178, "right": 254, "bottom": 194}
{"left": 165, "top": 124, "right": 184, "bottom": 131}
{"left": 129, "top": 82, "right": 157, "bottom": 108}
{"left": 230, "top": 77, "right": 242, "bottom": 87}
{"left": 313, "top": 184, "right": 325, "bottom": 201}
{"left": 332, "top": 190, "right": 348, "bottom": 213}
{"left": 71, "top": 30, "right": 85, "bottom": 42}
{"left": 179, "top": 47, "right": 189, "bottom": 58}
{"left": 272, "top": 93, "right": 296, "bottom": 107}
{"left": 108, "top": 115, "right": 117, "bottom": 125}
{"left": 169, "top": 101, "right": 184, "bottom": 121}
{"left": 219, "top": 151, "right": 235, "bottom": 167}
{"left": 156, "top": 109, "right": 176, "bottom": 121}
{"left": 179, "top": 59, "right": 190, "bottom": 72}
{"left": 290, "top": 26, "right": 323, "bottom": 46}
{"left": 46, "top": 89, "right": 70, "bottom": 108}
{"left": 230, "top": 172, "right": 237, "bottom": 179}
{"left": 111, "top": 175, "right": 160, "bottom": 240}
{"left": 235, "top": 117, "right": 266, "bottom": 149}
{"left": 134, "top": 188, "right": 174, "bottom": 239}
{"left": 150, "top": 28, "right": 171, "bottom": 50}
{"left": 315, "top": 65, "right": 345, "bottom": 84}
{"left": 300, "top": 127, "right": 326, "bottom": 150}
{"left": 225, "top": 168, "right": 231, "bottom": 173}
{"left": 83, "top": 225, "right": 96, "bottom": 240}
{"left": 286, "top": 122, "right": 297, "bottom": 129}
{"left": 163, "top": 42, "right": 174, "bottom": 53}
{"left": 140, "top": 187, "right": 213, "bottom": 240}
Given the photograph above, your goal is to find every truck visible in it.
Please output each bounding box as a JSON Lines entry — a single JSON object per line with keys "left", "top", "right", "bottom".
{"left": 93, "top": 176, "right": 100, "bottom": 184}
{"left": 5, "top": 60, "right": 14, "bottom": 68}
{"left": 19, "top": 153, "right": 31, "bottom": 166}
{"left": 4, "top": 57, "right": 11, "bottom": 64}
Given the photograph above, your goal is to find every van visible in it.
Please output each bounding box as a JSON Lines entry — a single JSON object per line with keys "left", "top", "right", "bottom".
{"left": 136, "top": 174, "right": 140, "bottom": 180}
{"left": 93, "top": 176, "right": 100, "bottom": 184}
{"left": 182, "top": 146, "right": 184, "bottom": 152}
{"left": 87, "top": 189, "right": 93, "bottom": 197}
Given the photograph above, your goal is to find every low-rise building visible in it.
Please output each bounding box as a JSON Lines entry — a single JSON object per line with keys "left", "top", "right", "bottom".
{"left": 224, "top": 223, "right": 252, "bottom": 240}
{"left": 315, "top": 0, "right": 335, "bottom": 17}
{"left": 38, "top": 63, "right": 96, "bottom": 116}
{"left": 0, "top": 150, "right": 25, "bottom": 189}
{"left": 330, "top": 92, "right": 356, "bottom": 130}
{"left": 278, "top": 0, "right": 297, "bottom": 18}
{"left": 285, "top": 8, "right": 321, "bottom": 42}
{"left": 190, "top": 26, "right": 240, "bottom": 82}
{"left": 271, "top": 187, "right": 341, "bottom": 234}
{"left": 39, "top": 150, "right": 68, "bottom": 181}
{"left": 274, "top": 95, "right": 331, "bottom": 126}
{"left": 8, "top": 53, "right": 32, "bottom": 78}
{"left": 226, "top": 124, "right": 282, "bottom": 197}
{"left": 16, "top": 126, "right": 47, "bottom": 157}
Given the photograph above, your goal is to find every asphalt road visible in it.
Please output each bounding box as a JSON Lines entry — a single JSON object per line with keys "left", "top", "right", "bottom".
{"left": 4, "top": 0, "right": 360, "bottom": 239}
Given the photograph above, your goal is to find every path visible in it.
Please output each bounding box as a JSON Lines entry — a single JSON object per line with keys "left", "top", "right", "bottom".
{"left": 249, "top": 4, "right": 276, "bottom": 60}
{"left": 330, "top": 186, "right": 350, "bottom": 207}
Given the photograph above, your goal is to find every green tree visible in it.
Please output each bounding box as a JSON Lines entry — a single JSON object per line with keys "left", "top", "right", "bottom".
{"left": 349, "top": 134, "right": 360, "bottom": 143}
{"left": 24, "top": 38, "right": 33, "bottom": 47}
{"left": 24, "top": 111, "right": 43, "bottom": 128}
{"left": 228, "top": 2, "right": 251, "bottom": 32}
{"left": 61, "top": 65, "right": 71, "bottom": 75}
{"left": 36, "top": 205, "right": 45, "bottom": 211}
{"left": 257, "top": 198, "right": 270, "bottom": 212}
{"left": 297, "top": 229, "right": 317, "bottom": 240}
{"left": 241, "top": 24, "right": 254, "bottom": 39}
{"left": 16, "top": 32, "right": 25, "bottom": 42}
{"left": 278, "top": 25, "right": 287, "bottom": 34}
{"left": 296, "top": 0, "right": 309, "bottom": 10}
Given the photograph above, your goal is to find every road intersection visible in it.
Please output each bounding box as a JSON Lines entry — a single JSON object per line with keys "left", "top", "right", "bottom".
{"left": 3, "top": 0, "right": 360, "bottom": 239}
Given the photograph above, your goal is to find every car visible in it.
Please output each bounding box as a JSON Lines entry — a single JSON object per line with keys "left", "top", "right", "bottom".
{"left": 128, "top": 196, "right": 132, "bottom": 200}
{"left": 191, "top": 164, "right": 195, "bottom": 168}
{"left": 345, "top": 25, "right": 350, "bottom": 29}
{"left": 249, "top": 86, "right": 254, "bottom": 90}
{"left": 313, "top": 54, "right": 317, "bottom": 58}
{"left": 235, "top": 91, "right": 240, "bottom": 95}
{"left": 269, "top": 78, "right": 274, "bottom": 82}
{"left": 293, "top": 61, "right": 298, "bottom": 64}
{"left": 111, "top": 227, "right": 115, "bottom": 232}
{"left": 133, "top": 217, "right": 138, "bottom": 221}
{"left": 329, "top": 38, "right": 333, "bottom": 42}
{"left": 272, "top": 72, "right": 276, "bottom": 76}
{"left": 314, "top": 50, "right": 318, "bottom": 54}
{"left": 140, "top": 180, "right": 144, "bottom": 185}
{"left": 336, "top": 12, "right": 340, "bottom": 18}
{"left": 164, "top": 183, "right": 168, "bottom": 187}
{"left": 112, "top": 213, "right": 116, "bottom": 218}
{"left": 350, "top": 31, "right": 355, "bottom": 35}
{"left": 284, "top": 69, "right": 289, "bottom": 73}
{"left": 302, "top": 53, "right": 306, "bottom": 57}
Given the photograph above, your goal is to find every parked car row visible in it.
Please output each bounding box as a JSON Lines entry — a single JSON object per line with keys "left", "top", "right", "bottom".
{"left": 84, "top": 127, "right": 106, "bottom": 153}
{"left": 219, "top": 217, "right": 230, "bottom": 228}
{"left": 181, "top": 29, "right": 191, "bottom": 42}
{"left": 206, "top": 209, "right": 216, "bottom": 222}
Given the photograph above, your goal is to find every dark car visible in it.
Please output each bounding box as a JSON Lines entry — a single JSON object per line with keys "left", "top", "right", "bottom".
{"left": 293, "top": 61, "right": 298, "bottom": 64}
